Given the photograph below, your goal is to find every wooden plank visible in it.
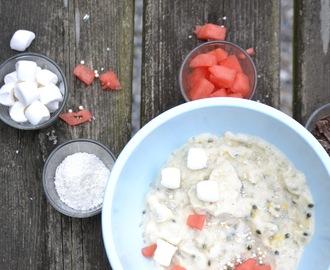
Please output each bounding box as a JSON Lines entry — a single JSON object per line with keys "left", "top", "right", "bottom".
{"left": 141, "top": 0, "right": 281, "bottom": 126}
{"left": 0, "top": 0, "right": 134, "bottom": 269}
{"left": 293, "top": 0, "right": 330, "bottom": 124}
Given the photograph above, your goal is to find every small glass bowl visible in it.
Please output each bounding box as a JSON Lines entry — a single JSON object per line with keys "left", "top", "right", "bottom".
{"left": 42, "top": 139, "right": 116, "bottom": 218}
{"left": 305, "top": 103, "right": 330, "bottom": 132}
{"left": 179, "top": 40, "right": 257, "bottom": 102}
{"left": 0, "top": 52, "right": 68, "bottom": 130}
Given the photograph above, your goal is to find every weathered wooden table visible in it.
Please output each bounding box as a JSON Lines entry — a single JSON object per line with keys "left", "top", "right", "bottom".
{"left": 0, "top": 0, "right": 328, "bottom": 269}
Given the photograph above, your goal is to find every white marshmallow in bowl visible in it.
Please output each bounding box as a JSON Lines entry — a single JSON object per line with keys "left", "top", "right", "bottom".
{"left": 0, "top": 83, "right": 15, "bottom": 106}
{"left": 39, "top": 83, "right": 63, "bottom": 105}
{"left": 161, "top": 167, "right": 181, "bottom": 189}
{"left": 10, "top": 30, "right": 36, "bottom": 52}
{"left": 15, "top": 60, "right": 38, "bottom": 81}
{"left": 14, "top": 81, "right": 40, "bottom": 106}
{"left": 186, "top": 147, "right": 208, "bottom": 170}
{"left": 46, "top": 101, "right": 59, "bottom": 113}
{"left": 197, "top": 180, "right": 219, "bottom": 202}
{"left": 25, "top": 100, "right": 50, "bottom": 125}
{"left": 4, "top": 71, "right": 19, "bottom": 85}
{"left": 9, "top": 101, "right": 28, "bottom": 123}
{"left": 36, "top": 69, "right": 58, "bottom": 86}
{"left": 153, "top": 239, "right": 178, "bottom": 267}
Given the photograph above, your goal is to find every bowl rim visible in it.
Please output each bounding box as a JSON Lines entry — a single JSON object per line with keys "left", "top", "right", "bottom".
{"left": 305, "top": 102, "right": 330, "bottom": 131}
{"left": 0, "top": 52, "right": 68, "bottom": 130}
{"left": 178, "top": 40, "right": 258, "bottom": 102}
{"left": 43, "top": 138, "right": 116, "bottom": 218}
{"left": 101, "top": 98, "right": 330, "bottom": 270}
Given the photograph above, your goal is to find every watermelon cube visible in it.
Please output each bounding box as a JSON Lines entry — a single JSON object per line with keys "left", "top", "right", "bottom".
{"left": 210, "top": 88, "right": 227, "bottom": 97}
{"left": 231, "top": 72, "right": 250, "bottom": 98}
{"left": 194, "top": 23, "right": 227, "bottom": 40}
{"left": 188, "top": 67, "right": 209, "bottom": 88}
{"left": 189, "top": 77, "right": 214, "bottom": 100}
{"left": 207, "top": 48, "right": 228, "bottom": 63}
{"left": 208, "top": 65, "right": 237, "bottom": 88}
{"left": 220, "top": 55, "right": 243, "bottom": 73}
{"left": 189, "top": 53, "right": 217, "bottom": 68}
{"left": 73, "top": 64, "right": 95, "bottom": 85}
{"left": 99, "top": 70, "right": 122, "bottom": 90}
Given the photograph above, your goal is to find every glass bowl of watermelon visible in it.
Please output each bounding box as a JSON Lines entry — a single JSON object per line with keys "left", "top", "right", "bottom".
{"left": 179, "top": 40, "right": 257, "bottom": 101}
{"left": 0, "top": 52, "right": 68, "bottom": 130}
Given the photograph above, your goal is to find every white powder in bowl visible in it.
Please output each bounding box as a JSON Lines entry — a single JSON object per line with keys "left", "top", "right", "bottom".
{"left": 54, "top": 152, "right": 110, "bottom": 211}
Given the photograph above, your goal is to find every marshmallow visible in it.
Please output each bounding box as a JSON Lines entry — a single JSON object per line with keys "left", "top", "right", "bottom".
{"left": 9, "top": 101, "right": 28, "bottom": 123}
{"left": 0, "top": 83, "right": 15, "bottom": 106}
{"left": 10, "top": 30, "right": 36, "bottom": 52}
{"left": 36, "top": 69, "right": 58, "bottom": 85}
{"left": 197, "top": 180, "right": 219, "bottom": 202}
{"left": 161, "top": 167, "right": 181, "bottom": 189}
{"left": 4, "top": 71, "right": 19, "bottom": 85}
{"left": 24, "top": 100, "right": 50, "bottom": 125}
{"left": 14, "top": 81, "right": 39, "bottom": 106}
{"left": 39, "top": 83, "right": 63, "bottom": 105}
{"left": 153, "top": 239, "right": 177, "bottom": 267}
{"left": 15, "top": 60, "right": 38, "bottom": 81}
{"left": 46, "top": 101, "right": 59, "bottom": 113}
{"left": 186, "top": 147, "right": 208, "bottom": 170}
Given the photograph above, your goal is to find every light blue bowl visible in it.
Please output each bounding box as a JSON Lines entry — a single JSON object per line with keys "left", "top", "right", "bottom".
{"left": 102, "top": 98, "right": 330, "bottom": 270}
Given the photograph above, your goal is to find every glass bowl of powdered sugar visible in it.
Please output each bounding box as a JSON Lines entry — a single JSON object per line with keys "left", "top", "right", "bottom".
{"left": 42, "top": 139, "right": 116, "bottom": 218}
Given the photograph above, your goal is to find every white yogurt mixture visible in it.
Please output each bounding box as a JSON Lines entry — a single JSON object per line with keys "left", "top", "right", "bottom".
{"left": 142, "top": 132, "right": 314, "bottom": 270}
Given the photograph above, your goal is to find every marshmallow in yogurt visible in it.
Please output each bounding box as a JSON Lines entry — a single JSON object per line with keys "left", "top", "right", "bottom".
{"left": 10, "top": 30, "right": 36, "bottom": 52}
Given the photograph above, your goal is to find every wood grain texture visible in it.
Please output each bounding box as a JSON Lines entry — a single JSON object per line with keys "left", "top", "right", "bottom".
{"left": 0, "top": 0, "right": 134, "bottom": 269}
{"left": 140, "top": 0, "right": 281, "bottom": 126}
{"left": 293, "top": 0, "right": 330, "bottom": 124}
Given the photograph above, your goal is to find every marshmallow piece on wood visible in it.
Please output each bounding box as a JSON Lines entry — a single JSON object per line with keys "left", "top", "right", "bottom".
{"left": 4, "top": 71, "right": 19, "bottom": 85}
{"left": 197, "top": 180, "right": 219, "bottom": 202}
{"left": 161, "top": 167, "right": 181, "bottom": 189}
{"left": 0, "top": 83, "right": 15, "bottom": 106}
{"left": 186, "top": 147, "right": 208, "bottom": 170}
{"left": 25, "top": 100, "right": 50, "bottom": 125}
{"left": 46, "top": 101, "right": 59, "bottom": 113}
{"left": 153, "top": 239, "right": 178, "bottom": 267}
{"left": 14, "top": 81, "right": 40, "bottom": 106}
{"left": 15, "top": 60, "right": 38, "bottom": 81}
{"left": 10, "top": 30, "right": 36, "bottom": 52}
{"left": 39, "top": 83, "right": 63, "bottom": 105}
{"left": 36, "top": 69, "right": 59, "bottom": 86}
{"left": 9, "top": 101, "right": 28, "bottom": 123}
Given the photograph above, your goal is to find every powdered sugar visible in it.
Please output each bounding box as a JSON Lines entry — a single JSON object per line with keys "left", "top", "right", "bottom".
{"left": 54, "top": 152, "right": 110, "bottom": 211}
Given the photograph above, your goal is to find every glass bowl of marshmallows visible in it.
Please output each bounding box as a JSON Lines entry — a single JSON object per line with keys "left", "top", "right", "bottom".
{"left": 0, "top": 52, "right": 68, "bottom": 130}
{"left": 42, "top": 139, "right": 116, "bottom": 218}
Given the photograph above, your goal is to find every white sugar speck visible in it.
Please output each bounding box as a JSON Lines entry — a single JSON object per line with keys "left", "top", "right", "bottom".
{"left": 83, "top": 14, "right": 90, "bottom": 21}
